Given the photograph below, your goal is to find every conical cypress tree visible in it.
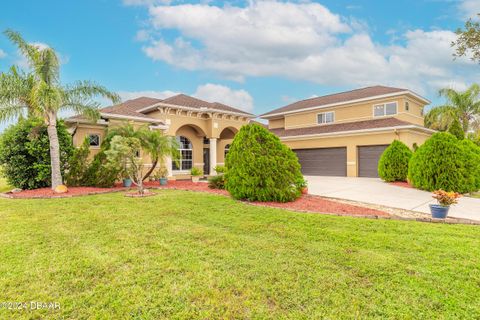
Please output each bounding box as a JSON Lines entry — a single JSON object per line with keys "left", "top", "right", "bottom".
{"left": 225, "top": 123, "right": 304, "bottom": 202}
{"left": 378, "top": 140, "right": 412, "bottom": 182}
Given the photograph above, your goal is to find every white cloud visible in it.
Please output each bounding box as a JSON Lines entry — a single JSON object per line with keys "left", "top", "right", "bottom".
{"left": 139, "top": 1, "right": 477, "bottom": 97}
{"left": 459, "top": 0, "right": 480, "bottom": 19}
{"left": 193, "top": 83, "right": 254, "bottom": 112}
{"left": 123, "top": 0, "right": 171, "bottom": 6}
{"left": 0, "top": 49, "right": 6, "bottom": 59}
{"left": 118, "top": 90, "right": 179, "bottom": 101}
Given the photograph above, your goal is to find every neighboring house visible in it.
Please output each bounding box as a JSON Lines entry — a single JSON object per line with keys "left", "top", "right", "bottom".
{"left": 261, "top": 86, "right": 434, "bottom": 178}
{"left": 66, "top": 94, "right": 254, "bottom": 178}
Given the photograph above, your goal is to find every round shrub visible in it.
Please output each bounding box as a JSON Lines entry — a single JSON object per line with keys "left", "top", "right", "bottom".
{"left": 0, "top": 118, "right": 74, "bottom": 190}
{"left": 460, "top": 139, "right": 480, "bottom": 192}
{"left": 448, "top": 118, "right": 465, "bottom": 140}
{"left": 408, "top": 132, "right": 477, "bottom": 193}
{"left": 378, "top": 140, "right": 412, "bottom": 182}
{"left": 225, "top": 123, "right": 304, "bottom": 202}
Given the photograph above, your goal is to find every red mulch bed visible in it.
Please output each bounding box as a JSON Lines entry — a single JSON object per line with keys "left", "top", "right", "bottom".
{"left": 3, "top": 180, "right": 388, "bottom": 217}
{"left": 250, "top": 195, "right": 388, "bottom": 217}
{"left": 390, "top": 181, "right": 414, "bottom": 189}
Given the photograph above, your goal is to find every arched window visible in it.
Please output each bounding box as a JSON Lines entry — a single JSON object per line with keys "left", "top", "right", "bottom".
{"left": 224, "top": 144, "right": 230, "bottom": 158}
{"left": 173, "top": 136, "right": 193, "bottom": 170}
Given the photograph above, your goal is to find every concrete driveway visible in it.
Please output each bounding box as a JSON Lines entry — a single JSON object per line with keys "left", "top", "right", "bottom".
{"left": 305, "top": 176, "right": 480, "bottom": 221}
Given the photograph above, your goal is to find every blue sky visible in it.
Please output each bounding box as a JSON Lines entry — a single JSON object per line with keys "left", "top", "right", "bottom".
{"left": 0, "top": 0, "right": 479, "bottom": 120}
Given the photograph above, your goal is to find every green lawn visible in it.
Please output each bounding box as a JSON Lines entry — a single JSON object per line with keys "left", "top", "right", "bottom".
{"left": 1, "top": 190, "right": 479, "bottom": 319}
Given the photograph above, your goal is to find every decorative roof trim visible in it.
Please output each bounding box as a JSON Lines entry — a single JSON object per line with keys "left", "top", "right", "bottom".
{"left": 137, "top": 102, "right": 255, "bottom": 118}
{"left": 261, "top": 91, "right": 431, "bottom": 119}
{"left": 99, "top": 113, "right": 165, "bottom": 124}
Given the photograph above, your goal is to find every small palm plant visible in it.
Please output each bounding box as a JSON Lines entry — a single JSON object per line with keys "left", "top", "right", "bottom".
{"left": 0, "top": 29, "right": 120, "bottom": 190}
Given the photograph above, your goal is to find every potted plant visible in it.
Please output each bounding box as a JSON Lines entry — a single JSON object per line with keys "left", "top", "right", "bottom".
{"left": 430, "top": 189, "right": 461, "bottom": 219}
{"left": 154, "top": 166, "right": 169, "bottom": 186}
{"left": 297, "top": 177, "right": 308, "bottom": 194}
{"left": 122, "top": 173, "right": 132, "bottom": 187}
{"left": 191, "top": 167, "right": 203, "bottom": 183}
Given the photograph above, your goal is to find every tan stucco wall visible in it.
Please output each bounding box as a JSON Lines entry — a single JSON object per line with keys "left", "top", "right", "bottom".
{"left": 147, "top": 109, "right": 249, "bottom": 138}
{"left": 268, "top": 118, "right": 285, "bottom": 129}
{"left": 269, "top": 94, "right": 427, "bottom": 130}
{"left": 282, "top": 129, "right": 431, "bottom": 177}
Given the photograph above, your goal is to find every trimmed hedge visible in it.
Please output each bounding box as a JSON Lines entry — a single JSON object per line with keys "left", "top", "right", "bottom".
{"left": 378, "top": 140, "right": 412, "bottom": 182}
{"left": 0, "top": 118, "right": 73, "bottom": 189}
{"left": 408, "top": 132, "right": 479, "bottom": 193}
{"left": 225, "top": 123, "right": 304, "bottom": 202}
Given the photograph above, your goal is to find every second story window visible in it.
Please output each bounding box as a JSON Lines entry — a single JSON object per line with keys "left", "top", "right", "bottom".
{"left": 88, "top": 134, "right": 100, "bottom": 147}
{"left": 317, "top": 111, "right": 334, "bottom": 124}
{"left": 373, "top": 102, "right": 397, "bottom": 117}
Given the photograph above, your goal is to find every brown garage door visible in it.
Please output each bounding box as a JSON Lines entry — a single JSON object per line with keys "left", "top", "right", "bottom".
{"left": 294, "top": 147, "right": 347, "bottom": 176}
{"left": 358, "top": 145, "right": 389, "bottom": 178}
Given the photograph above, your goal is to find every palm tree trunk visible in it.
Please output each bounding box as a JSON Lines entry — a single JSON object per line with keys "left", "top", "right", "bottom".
{"left": 143, "top": 158, "right": 158, "bottom": 181}
{"left": 46, "top": 114, "right": 63, "bottom": 190}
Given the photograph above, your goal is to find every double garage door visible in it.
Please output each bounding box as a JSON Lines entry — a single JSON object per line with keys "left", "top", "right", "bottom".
{"left": 294, "top": 147, "right": 347, "bottom": 176}
{"left": 294, "top": 145, "right": 389, "bottom": 178}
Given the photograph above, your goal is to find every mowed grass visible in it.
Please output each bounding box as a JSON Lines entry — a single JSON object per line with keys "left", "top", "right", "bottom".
{"left": 0, "top": 190, "right": 479, "bottom": 319}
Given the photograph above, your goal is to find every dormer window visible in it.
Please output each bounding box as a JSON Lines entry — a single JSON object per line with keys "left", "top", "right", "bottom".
{"left": 317, "top": 111, "right": 335, "bottom": 124}
{"left": 373, "top": 102, "right": 397, "bottom": 117}
{"left": 405, "top": 101, "right": 409, "bottom": 111}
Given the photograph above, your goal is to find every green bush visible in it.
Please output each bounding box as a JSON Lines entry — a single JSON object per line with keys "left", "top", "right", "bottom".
{"left": 0, "top": 118, "right": 73, "bottom": 190}
{"left": 460, "top": 139, "right": 480, "bottom": 192}
{"left": 378, "top": 140, "right": 412, "bottom": 182}
{"left": 208, "top": 174, "right": 225, "bottom": 189}
{"left": 448, "top": 118, "right": 465, "bottom": 140}
{"left": 65, "top": 137, "right": 91, "bottom": 187}
{"left": 408, "top": 132, "right": 478, "bottom": 193}
{"left": 83, "top": 150, "right": 120, "bottom": 188}
{"left": 225, "top": 123, "right": 304, "bottom": 202}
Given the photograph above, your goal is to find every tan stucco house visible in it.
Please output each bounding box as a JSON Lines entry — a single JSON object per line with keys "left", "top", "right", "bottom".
{"left": 66, "top": 94, "right": 254, "bottom": 178}
{"left": 260, "top": 86, "right": 435, "bottom": 177}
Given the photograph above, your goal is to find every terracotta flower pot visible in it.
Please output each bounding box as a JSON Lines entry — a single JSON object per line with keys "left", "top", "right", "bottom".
{"left": 301, "top": 187, "right": 308, "bottom": 194}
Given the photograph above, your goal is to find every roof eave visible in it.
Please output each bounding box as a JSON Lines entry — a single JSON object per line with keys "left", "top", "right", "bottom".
{"left": 278, "top": 125, "right": 436, "bottom": 141}
{"left": 261, "top": 90, "right": 431, "bottom": 119}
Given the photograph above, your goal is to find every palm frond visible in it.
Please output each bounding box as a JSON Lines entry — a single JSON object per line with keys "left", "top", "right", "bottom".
{"left": 3, "top": 29, "right": 39, "bottom": 69}
{"left": 0, "top": 102, "right": 26, "bottom": 122}
{"left": 424, "top": 105, "right": 458, "bottom": 131}
{"left": 34, "top": 48, "right": 59, "bottom": 85}
{"left": 61, "top": 92, "right": 101, "bottom": 122}
{"left": 65, "top": 80, "right": 121, "bottom": 104}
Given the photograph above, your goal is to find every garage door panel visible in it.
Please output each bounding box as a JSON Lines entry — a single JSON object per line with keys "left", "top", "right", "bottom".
{"left": 294, "top": 147, "right": 346, "bottom": 176}
{"left": 358, "top": 145, "right": 389, "bottom": 178}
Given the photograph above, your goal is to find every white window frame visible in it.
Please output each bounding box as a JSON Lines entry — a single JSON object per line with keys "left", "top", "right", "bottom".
{"left": 373, "top": 101, "right": 398, "bottom": 117}
{"left": 317, "top": 111, "right": 335, "bottom": 125}
{"left": 88, "top": 134, "right": 100, "bottom": 148}
{"left": 173, "top": 136, "right": 193, "bottom": 172}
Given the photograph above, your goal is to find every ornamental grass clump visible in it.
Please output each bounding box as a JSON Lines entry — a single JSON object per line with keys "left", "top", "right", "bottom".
{"left": 378, "top": 140, "right": 412, "bottom": 182}
{"left": 225, "top": 123, "right": 304, "bottom": 202}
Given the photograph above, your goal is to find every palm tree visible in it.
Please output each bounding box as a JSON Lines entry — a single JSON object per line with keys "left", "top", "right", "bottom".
{"left": 104, "top": 123, "right": 179, "bottom": 181}
{"left": 139, "top": 128, "right": 179, "bottom": 181}
{"left": 0, "top": 29, "right": 120, "bottom": 190}
{"left": 425, "top": 84, "right": 480, "bottom": 133}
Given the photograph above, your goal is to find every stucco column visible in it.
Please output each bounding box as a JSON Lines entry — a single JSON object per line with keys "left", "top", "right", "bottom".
{"left": 165, "top": 156, "right": 173, "bottom": 177}
{"left": 209, "top": 138, "right": 217, "bottom": 175}
{"left": 346, "top": 144, "right": 357, "bottom": 177}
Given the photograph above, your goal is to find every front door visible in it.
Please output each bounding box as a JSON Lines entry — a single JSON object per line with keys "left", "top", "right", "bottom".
{"left": 203, "top": 148, "right": 210, "bottom": 175}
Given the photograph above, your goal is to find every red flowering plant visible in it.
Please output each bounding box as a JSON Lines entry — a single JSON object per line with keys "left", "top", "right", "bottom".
{"left": 432, "top": 190, "right": 461, "bottom": 206}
